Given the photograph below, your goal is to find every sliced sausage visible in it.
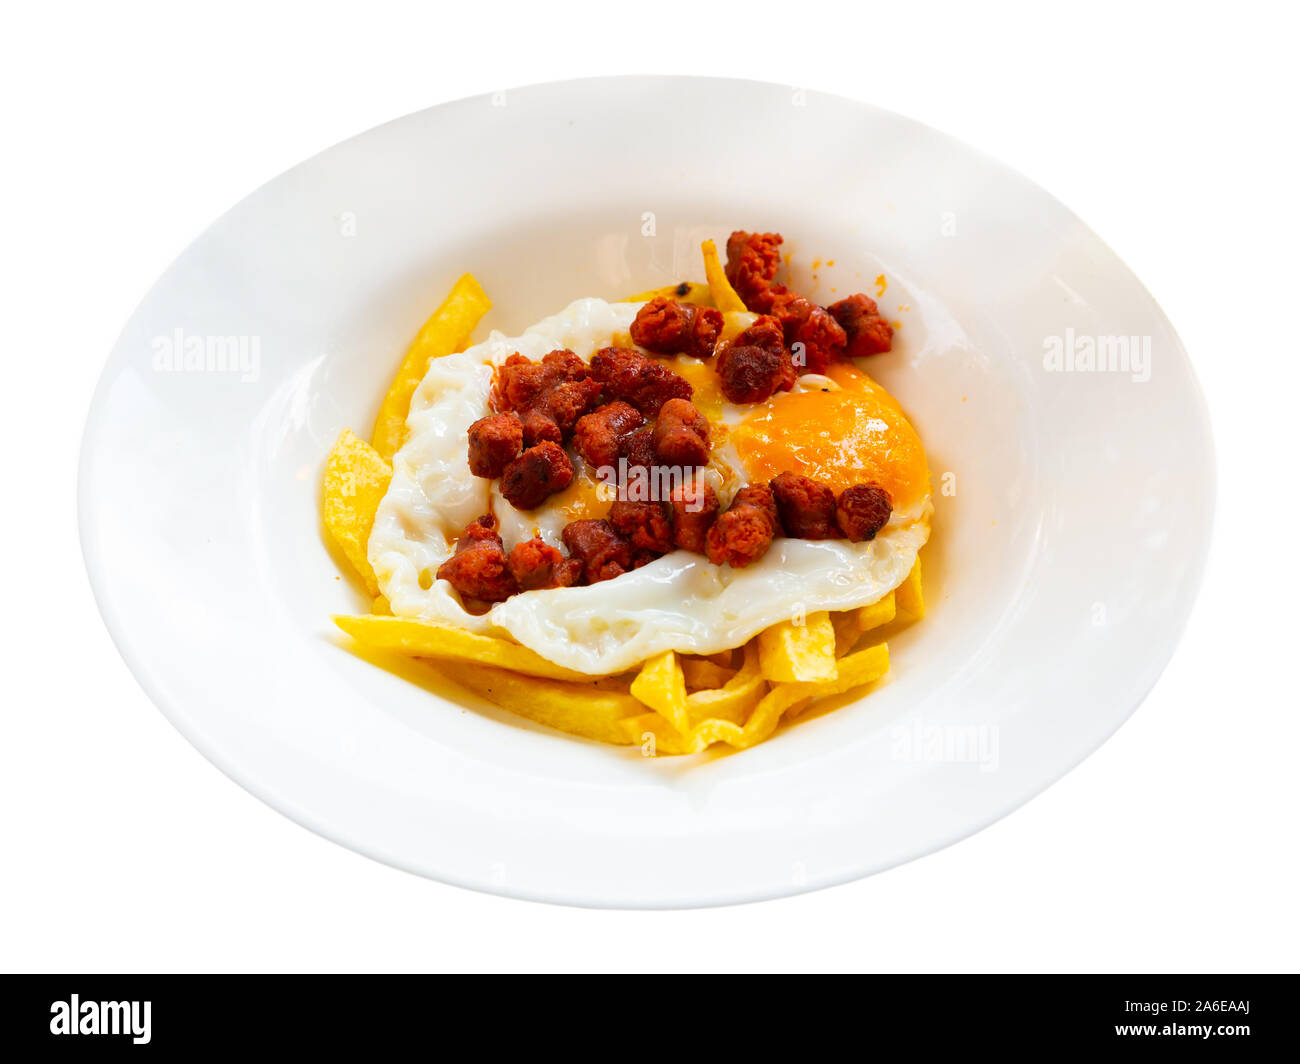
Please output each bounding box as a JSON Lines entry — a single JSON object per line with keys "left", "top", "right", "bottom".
{"left": 571, "top": 401, "right": 645, "bottom": 470}
{"left": 609, "top": 499, "right": 674, "bottom": 554}
{"left": 652, "top": 397, "right": 710, "bottom": 467}
{"left": 828, "top": 293, "right": 894, "bottom": 357}
{"left": 835, "top": 483, "right": 893, "bottom": 541}
{"left": 630, "top": 296, "right": 724, "bottom": 359}
{"left": 561, "top": 519, "right": 634, "bottom": 584}
{"left": 724, "top": 231, "right": 784, "bottom": 312}
{"left": 499, "top": 441, "right": 574, "bottom": 510}
{"left": 705, "top": 484, "right": 780, "bottom": 568}
{"left": 436, "top": 515, "right": 518, "bottom": 602}
{"left": 467, "top": 411, "right": 523, "bottom": 478}
{"left": 507, "top": 537, "right": 582, "bottom": 591}
{"left": 771, "top": 472, "right": 840, "bottom": 539}
{"left": 668, "top": 479, "right": 719, "bottom": 553}
{"left": 590, "top": 346, "right": 692, "bottom": 415}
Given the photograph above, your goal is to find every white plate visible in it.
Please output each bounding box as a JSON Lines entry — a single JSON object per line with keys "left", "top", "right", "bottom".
{"left": 79, "top": 76, "right": 1214, "bottom": 908}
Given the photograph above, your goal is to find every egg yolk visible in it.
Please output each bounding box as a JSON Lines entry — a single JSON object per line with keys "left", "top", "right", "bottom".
{"left": 659, "top": 354, "right": 725, "bottom": 421}
{"left": 729, "top": 363, "right": 929, "bottom": 511}
{"left": 551, "top": 471, "right": 614, "bottom": 524}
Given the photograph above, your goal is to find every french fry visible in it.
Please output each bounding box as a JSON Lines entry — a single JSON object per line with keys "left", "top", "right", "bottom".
{"left": 321, "top": 429, "right": 392, "bottom": 596}
{"left": 832, "top": 611, "right": 863, "bottom": 657}
{"left": 757, "top": 612, "right": 838, "bottom": 683}
{"left": 334, "top": 614, "right": 599, "bottom": 682}
{"left": 896, "top": 555, "right": 925, "bottom": 620}
{"left": 700, "top": 239, "right": 749, "bottom": 314}
{"left": 743, "top": 643, "right": 891, "bottom": 746}
{"left": 435, "top": 661, "right": 643, "bottom": 746}
{"left": 630, "top": 650, "right": 691, "bottom": 735}
{"left": 371, "top": 274, "right": 492, "bottom": 460}
{"left": 680, "top": 657, "right": 736, "bottom": 690}
{"left": 626, "top": 642, "right": 890, "bottom": 754}
{"left": 621, "top": 282, "right": 714, "bottom": 307}
{"left": 687, "top": 644, "right": 767, "bottom": 726}
{"left": 856, "top": 590, "right": 897, "bottom": 632}
{"left": 620, "top": 711, "right": 742, "bottom": 756}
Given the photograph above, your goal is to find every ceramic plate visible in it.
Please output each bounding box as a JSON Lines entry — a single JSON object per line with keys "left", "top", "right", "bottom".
{"left": 79, "top": 76, "right": 1213, "bottom": 907}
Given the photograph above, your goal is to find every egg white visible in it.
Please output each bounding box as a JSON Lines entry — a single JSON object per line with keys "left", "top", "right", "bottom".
{"left": 368, "top": 297, "right": 931, "bottom": 675}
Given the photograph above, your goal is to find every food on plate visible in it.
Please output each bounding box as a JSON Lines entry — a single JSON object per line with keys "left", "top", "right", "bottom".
{"left": 321, "top": 429, "right": 392, "bottom": 597}
{"left": 371, "top": 274, "right": 491, "bottom": 460}
{"left": 324, "top": 230, "right": 932, "bottom": 754}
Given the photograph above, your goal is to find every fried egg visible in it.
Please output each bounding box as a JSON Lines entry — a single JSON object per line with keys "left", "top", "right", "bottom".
{"left": 368, "top": 297, "right": 931, "bottom": 674}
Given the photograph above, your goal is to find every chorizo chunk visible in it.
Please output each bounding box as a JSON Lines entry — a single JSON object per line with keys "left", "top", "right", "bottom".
{"left": 652, "top": 398, "right": 710, "bottom": 467}
{"left": 835, "top": 483, "right": 893, "bottom": 541}
{"left": 725, "top": 231, "right": 783, "bottom": 312}
{"left": 498, "top": 354, "right": 549, "bottom": 411}
{"left": 534, "top": 377, "right": 604, "bottom": 438}
{"left": 705, "top": 484, "right": 780, "bottom": 568}
{"left": 770, "top": 472, "right": 840, "bottom": 539}
{"left": 620, "top": 424, "right": 656, "bottom": 472}
{"left": 771, "top": 294, "right": 847, "bottom": 374}
{"left": 497, "top": 348, "right": 591, "bottom": 411}
{"left": 715, "top": 318, "right": 796, "bottom": 404}
{"left": 467, "top": 411, "right": 523, "bottom": 478}
{"left": 630, "top": 296, "right": 724, "bottom": 359}
{"left": 609, "top": 499, "right": 674, "bottom": 554}
{"left": 520, "top": 406, "right": 563, "bottom": 447}
{"left": 590, "top": 346, "right": 692, "bottom": 415}
{"left": 562, "top": 519, "right": 634, "bottom": 584}
{"left": 715, "top": 315, "right": 794, "bottom": 404}
{"left": 507, "top": 537, "right": 582, "bottom": 591}
{"left": 542, "top": 347, "right": 589, "bottom": 381}
{"left": 733, "top": 314, "right": 786, "bottom": 354}
{"left": 572, "top": 401, "right": 645, "bottom": 470}
{"left": 668, "top": 479, "right": 719, "bottom": 553}
{"left": 436, "top": 515, "right": 517, "bottom": 602}
{"left": 716, "top": 344, "right": 791, "bottom": 405}
{"left": 500, "top": 441, "right": 574, "bottom": 510}
{"left": 828, "top": 293, "right": 894, "bottom": 357}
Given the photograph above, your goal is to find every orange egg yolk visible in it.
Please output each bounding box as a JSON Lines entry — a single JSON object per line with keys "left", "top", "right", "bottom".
{"left": 729, "top": 363, "right": 930, "bottom": 512}
{"left": 550, "top": 471, "right": 614, "bottom": 524}
{"left": 659, "top": 355, "right": 726, "bottom": 421}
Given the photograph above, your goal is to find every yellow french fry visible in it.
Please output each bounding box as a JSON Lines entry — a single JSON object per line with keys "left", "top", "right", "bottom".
{"left": 620, "top": 712, "right": 741, "bottom": 756}
{"left": 624, "top": 643, "right": 889, "bottom": 755}
{"left": 621, "top": 281, "right": 714, "bottom": 307}
{"left": 435, "top": 661, "right": 643, "bottom": 746}
{"left": 835, "top": 590, "right": 899, "bottom": 655}
{"left": 896, "top": 555, "right": 925, "bottom": 620}
{"left": 832, "top": 611, "right": 863, "bottom": 657}
{"left": 334, "top": 614, "right": 597, "bottom": 682}
{"left": 630, "top": 650, "right": 691, "bottom": 735}
{"left": 686, "top": 643, "right": 766, "bottom": 726}
{"left": 744, "top": 642, "right": 891, "bottom": 746}
{"left": 758, "top": 612, "right": 838, "bottom": 683}
{"left": 371, "top": 273, "right": 492, "bottom": 459}
{"left": 706, "top": 649, "right": 738, "bottom": 670}
{"left": 680, "top": 657, "right": 736, "bottom": 690}
{"left": 856, "top": 590, "right": 897, "bottom": 632}
{"left": 701, "top": 239, "right": 748, "bottom": 314}
{"left": 321, "top": 429, "right": 392, "bottom": 597}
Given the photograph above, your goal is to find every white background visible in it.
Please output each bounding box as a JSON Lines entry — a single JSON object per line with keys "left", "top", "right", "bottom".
{"left": 4, "top": 1, "right": 1296, "bottom": 972}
